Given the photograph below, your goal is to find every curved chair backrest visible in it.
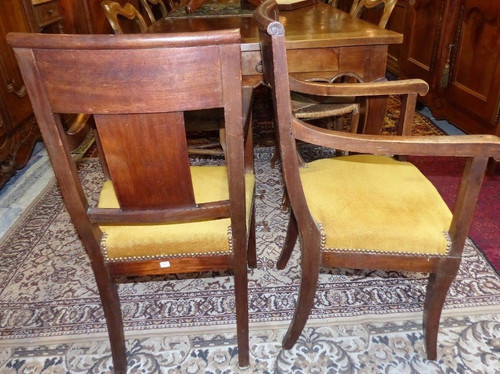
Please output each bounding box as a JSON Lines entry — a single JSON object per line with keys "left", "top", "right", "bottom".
{"left": 350, "top": 0, "right": 397, "bottom": 28}
{"left": 101, "top": 0, "right": 148, "bottom": 34}
{"left": 139, "top": 0, "right": 170, "bottom": 24}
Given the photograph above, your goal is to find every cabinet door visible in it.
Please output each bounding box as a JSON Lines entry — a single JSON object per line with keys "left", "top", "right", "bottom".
{"left": 386, "top": 0, "right": 409, "bottom": 75}
{"left": 0, "top": 0, "right": 36, "bottom": 128}
{"left": 445, "top": 0, "right": 500, "bottom": 130}
{"left": 399, "top": 0, "right": 446, "bottom": 83}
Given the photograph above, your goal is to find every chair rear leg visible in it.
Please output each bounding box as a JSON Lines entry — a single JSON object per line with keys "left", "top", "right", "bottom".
{"left": 277, "top": 209, "right": 298, "bottom": 270}
{"left": 423, "top": 261, "right": 459, "bottom": 360}
{"left": 282, "top": 233, "right": 321, "bottom": 349}
{"left": 94, "top": 272, "right": 127, "bottom": 374}
{"left": 233, "top": 261, "right": 250, "bottom": 368}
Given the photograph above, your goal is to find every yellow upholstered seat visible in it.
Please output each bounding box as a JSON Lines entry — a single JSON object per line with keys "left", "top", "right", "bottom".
{"left": 300, "top": 155, "right": 452, "bottom": 254}
{"left": 98, "top": 166, "right": 255, "bottom": 261}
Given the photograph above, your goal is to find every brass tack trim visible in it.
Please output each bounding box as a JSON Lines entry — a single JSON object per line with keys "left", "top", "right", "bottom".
{"left": 318, "top": 224, "right": 451, "bottom": 257}
{"left": 100, "top": 226, "right": 233, "bottom": 263}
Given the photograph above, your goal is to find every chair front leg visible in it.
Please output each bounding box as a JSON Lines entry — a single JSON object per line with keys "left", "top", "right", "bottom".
{"left": 423, "top": 258, "right": 460, "bottom": 360}
{"left": 277, "top": 208, "right": 298, "bottom": 270}
{"left": 282, "top": 230, "right": 321, "bottom": 349}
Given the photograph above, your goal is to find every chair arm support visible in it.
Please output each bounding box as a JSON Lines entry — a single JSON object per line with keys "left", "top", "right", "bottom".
{"left": 289, "top": 76, "right": 429, "bottom": 98}
{"left": 293, "top": 118, "right": 500, "bottom": 158}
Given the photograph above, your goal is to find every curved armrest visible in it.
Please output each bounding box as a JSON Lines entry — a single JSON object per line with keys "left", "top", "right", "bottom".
{"left": 289, "top": 76, "right": 429, "bottom": 98}
{"left": 293, "top": 117, "right": 500, "bottom": 158}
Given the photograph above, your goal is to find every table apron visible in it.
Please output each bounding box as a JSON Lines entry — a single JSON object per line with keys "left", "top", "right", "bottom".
{"left": 241, "top": 45, "right": 388, "bottom": 81}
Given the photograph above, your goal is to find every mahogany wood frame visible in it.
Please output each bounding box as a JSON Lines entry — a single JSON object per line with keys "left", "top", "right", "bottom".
{"left": 254, "top": 0, "right": 500, "bottom": 361}
{"left": 9, "top": 30, "right": 255, "bottom": 373}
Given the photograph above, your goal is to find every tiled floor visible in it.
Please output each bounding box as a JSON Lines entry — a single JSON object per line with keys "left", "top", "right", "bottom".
{"left": 0, "top": 108, "right": 464, "bottom": 241}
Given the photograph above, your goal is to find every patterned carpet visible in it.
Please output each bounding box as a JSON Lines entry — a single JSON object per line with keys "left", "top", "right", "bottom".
{"left": 409, "top": 156, "right": 500, "bottom": 274}
{"left": 1, "top": 145, "right": 499, "bottom": 372}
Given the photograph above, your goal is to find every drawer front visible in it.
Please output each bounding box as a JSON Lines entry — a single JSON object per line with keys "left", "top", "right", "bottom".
{"left": 241, "top": 48, "right": 340, "bottom": 78}
{"left": 34, "top": 1, "right": 61, "bottom": 26}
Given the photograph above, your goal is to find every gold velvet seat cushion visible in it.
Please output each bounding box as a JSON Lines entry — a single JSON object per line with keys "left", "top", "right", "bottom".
{"left": 97, "top": 166, "right": 255, "bottom": 261}
{"left": 299, "top": 155, "right": 452, "bottom": 254}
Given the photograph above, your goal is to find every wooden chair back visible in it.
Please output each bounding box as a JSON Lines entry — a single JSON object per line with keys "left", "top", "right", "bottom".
{"left": 101, "top": 0, "right": 148, "bottom": 34}
{"left": 8, "top": 30, "right": 254, "bottom": 372}
{"left": 350, "top": 0, "right": 397, "bottom": 28}
{"left": 139, "top": 0, "right": 170, "bottom": 24}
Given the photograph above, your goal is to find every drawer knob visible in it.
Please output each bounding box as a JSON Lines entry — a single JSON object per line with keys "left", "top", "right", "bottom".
{"left": 48, "top": 9, "right": 54, "bottom": 14}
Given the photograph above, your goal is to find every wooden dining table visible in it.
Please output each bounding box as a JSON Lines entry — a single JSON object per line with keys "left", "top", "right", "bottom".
{"left": 148, "top": 1, "right": 403, "bottom": 134}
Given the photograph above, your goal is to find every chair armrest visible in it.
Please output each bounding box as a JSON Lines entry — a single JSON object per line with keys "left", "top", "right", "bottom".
{"left": 293, "top": 117, "right": 500, "bottom": 158}
{"left": 289, "top": 76, "right": 429, "bottom": 98}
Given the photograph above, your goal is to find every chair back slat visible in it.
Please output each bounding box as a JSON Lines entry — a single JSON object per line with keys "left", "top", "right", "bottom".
{"left": 139, "top": 0, "right": 169, "bottom": 24}
{"left": 94, "top": 112, "right": 194, "bottom": 209}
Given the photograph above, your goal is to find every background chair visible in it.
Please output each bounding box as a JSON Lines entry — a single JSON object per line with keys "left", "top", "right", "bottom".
{"left": 255, "top": 0, "right": 499, "bottom": 361}
{"left": 9, "top": 30, "right": 255, "bottom": 373}
{"left": 293, "top": 0, "right": 398, "bottom": 134}
{"left": 101, "top": 0, "right": 148, "bottom": 34}
{"left": 292, "top": 0, "right": 398, "bottom": 135}
{"left": 350, "top": 0, "right": 397, "bottom": 28}
{"left": 287, "top": 0, "right": 401, "bottom": 160}
{"left": 139, "top": 0, "right": 172, "bottom": 24}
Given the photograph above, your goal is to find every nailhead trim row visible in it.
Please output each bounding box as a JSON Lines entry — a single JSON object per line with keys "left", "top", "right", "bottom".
{"left": 318, "top": 223, "right": 452, "bottom": 257}
{"left": 101, "top": 226, "right": 233, "bottom": 263}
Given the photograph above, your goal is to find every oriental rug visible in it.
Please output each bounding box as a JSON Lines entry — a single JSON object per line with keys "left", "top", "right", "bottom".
{"left": 0, "top": 147, "right": 499, "bottom": 373}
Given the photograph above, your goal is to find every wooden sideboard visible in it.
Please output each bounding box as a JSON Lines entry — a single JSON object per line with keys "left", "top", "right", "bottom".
{"left": 398, "top": 0, "right": 499, "bottom": 137}
{"left": 0, "top": 0, "right": 41, "bottom": 188}
{"left": 0, "top": 0, "right": 91, "bottom": 189}
{"left": 338, "top": 0, "right": 499, "bottom": 137}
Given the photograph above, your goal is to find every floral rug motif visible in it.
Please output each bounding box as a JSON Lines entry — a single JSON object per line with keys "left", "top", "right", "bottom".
{"left": 1, "top": 147, "right": 500, "bottom": 372}
{"left": 1, "top": 313, "right": 499, "bottom": 373}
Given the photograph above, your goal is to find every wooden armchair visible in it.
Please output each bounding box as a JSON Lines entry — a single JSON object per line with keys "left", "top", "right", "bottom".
{"left": 350, "top": 0, "right": 398, "bottom": 28}
{"left": 101, "top": 0, "right": 148, "bottom": 34}
{"left": 289, "top": 0, "right": 398, "bottom": 146}
{"left": 255, "top": 0, "right": 500, "bottom": 360}
{"left": 292, "top": 0, "right": 398, "bottom": 138}
{"left": 9, "top": 30, "right": 255, "bottom": 373}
